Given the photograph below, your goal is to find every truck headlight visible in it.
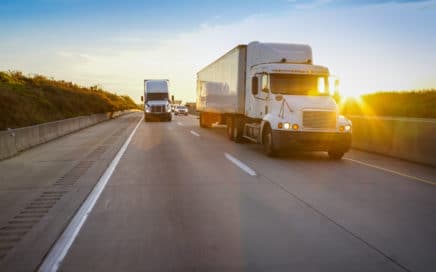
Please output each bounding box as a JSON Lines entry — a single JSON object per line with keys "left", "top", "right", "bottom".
{"left": 145, "top": 104, "right": 151, "bottom": 113}
{"left": 278, "top": 122, "right": 298, "bottom": 130}
{"left": 283, "top": 123, "right": 290, "bottom": 130}
{"left": 339, "top": 125, "right": 351, "bottom": 132}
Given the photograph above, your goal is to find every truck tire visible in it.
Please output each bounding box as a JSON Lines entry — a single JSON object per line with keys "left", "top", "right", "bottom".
{"left": 233, "top": 116, "right": 244, "bottom": 143}
{"left": 328, "top": 150, "right": 344, "bottom": 160}
{"left": 226, "top": 116, "right": 234, "bottom": 141}
{"left": 262, "top": 124, "right": 277, "bottom": 157}
{"left": 199, "top": 112, "right": 212, "bottom": 128}
{"left": 199, "top": 112, "right": 206, "bottom": 127}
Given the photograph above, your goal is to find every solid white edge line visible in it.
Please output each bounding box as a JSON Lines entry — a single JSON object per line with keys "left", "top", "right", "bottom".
{"left": 344, "top": 157, "right": 436, "bottom": 186}
{"left": 190, "top": 130, "right": 200, "bottom": 137}
{"left": 224, "top": 153, "right": 257, "bottom": 176}
{"left": 38, "top": 116, "right": 143, "bottom": 272}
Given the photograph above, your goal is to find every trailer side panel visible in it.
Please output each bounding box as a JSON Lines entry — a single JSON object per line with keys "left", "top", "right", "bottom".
{"left": 196, "top": 45, "right": 247, "bottom": 114}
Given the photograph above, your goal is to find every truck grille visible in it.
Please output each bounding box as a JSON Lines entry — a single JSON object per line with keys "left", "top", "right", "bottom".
{"left": 151, "top": 105, "right": 164, "bottom": 113}
{"left": 303, "top": 111, "right": 336, "bottom": 129}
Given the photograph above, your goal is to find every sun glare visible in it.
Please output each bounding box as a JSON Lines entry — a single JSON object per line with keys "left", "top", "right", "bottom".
{"left": 339, "top": 92, "right": 378, "bottom": 117}
{"left": 340, "top": 83, "right": 368, "bottom": 100}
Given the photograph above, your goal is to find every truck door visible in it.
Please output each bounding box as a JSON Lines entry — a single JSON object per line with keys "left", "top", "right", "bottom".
{"left": 249, "top": 74, "right": 270, "bottom": 119}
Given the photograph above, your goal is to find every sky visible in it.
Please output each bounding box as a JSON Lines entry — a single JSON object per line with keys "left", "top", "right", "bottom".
{"left": 1, "top": 0, "right": 435, "bottom": 102}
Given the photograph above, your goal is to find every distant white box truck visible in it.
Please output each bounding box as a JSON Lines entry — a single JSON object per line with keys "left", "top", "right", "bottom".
{"left": 196, "top": 41, "right": 352, "bottom": 158}
{"left": 141, "top": 79, "right": 172, "bottom": 122}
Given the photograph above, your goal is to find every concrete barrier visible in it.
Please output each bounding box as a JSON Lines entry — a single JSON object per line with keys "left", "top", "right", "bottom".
{"left": 0, "top": 130, "right": 17, "bottom": 159}
{"left": 349, "top": 116, "right": 436, "bottom": 166}
{"left": 0, "top": 110, "right": 133, "bottom": 160}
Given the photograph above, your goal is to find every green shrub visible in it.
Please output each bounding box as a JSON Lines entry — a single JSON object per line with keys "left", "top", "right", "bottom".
{"left": 0, "top": 71, "right": 140, "bottom": 130}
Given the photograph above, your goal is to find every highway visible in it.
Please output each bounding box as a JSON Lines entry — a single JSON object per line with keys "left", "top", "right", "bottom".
{"left": 1, "top": 112, "right": 436, "bottom": 272}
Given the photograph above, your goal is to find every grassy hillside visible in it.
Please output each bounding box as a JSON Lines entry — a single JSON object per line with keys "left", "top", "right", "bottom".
{"left": 340, "top": 90, "right": 436, "bottom": 118}
{"left": 0, "top": 71, "right": 140, "bottom": 130}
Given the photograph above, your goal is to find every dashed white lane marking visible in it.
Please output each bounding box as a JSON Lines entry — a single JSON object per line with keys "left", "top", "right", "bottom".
{"left": 38, "top": 117, "right": 144, "bottom": 272}
{"left": 190, "top": 130, "right": 200, "bottom": 137}
{"left": 344, "top": 157, "right": 436, "bottom": 186}
{"left": 177, "top": 122, "right": 183, "bottom": 126}
{"left": 224, "top": 153, "right": 257, "bottom": 176}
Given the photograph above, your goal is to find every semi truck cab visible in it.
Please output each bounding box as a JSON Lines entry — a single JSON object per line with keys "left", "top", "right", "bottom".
{"left": 142, "top": 79, "right": 172, "bottom": 122}
{"left": 247, "top": 63, "right": 351, "bottom": 158}
{"left": 196, "top": 41, "right": 352, "bottom": 159}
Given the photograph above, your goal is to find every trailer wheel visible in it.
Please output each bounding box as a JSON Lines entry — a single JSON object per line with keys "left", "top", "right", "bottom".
{"left": 200, "top": 112, "right": 211, "bottom": 128}
{"left": 263, "top": 124, "right": 277, "bottom": 157}
{"left": 199, "top": 112, "right": 206, "bottom": 128}
{"left": 328, "top": 150, "right": 344, "bottom": 160}
{"left": 226, "top": 116, "right": 234, "bottom": 141}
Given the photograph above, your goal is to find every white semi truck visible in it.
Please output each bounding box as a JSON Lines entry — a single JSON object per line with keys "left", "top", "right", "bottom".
{"left": 141, "top": 79, "right": 172, "bottom": 122}
{"left": 196, "top": 42, "right": 352, "bottom": 158}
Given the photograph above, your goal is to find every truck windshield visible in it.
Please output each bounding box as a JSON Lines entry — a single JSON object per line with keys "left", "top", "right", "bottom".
{"left": 146, "top": 93, "right": 169, "bottom": 101}
{"left": 270, "top": 74, "right": 329, "bottom": 96}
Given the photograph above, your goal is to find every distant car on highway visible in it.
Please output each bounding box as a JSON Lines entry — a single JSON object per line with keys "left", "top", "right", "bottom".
{"left": 174, "top": 105, "right": 188, "bottom": 116}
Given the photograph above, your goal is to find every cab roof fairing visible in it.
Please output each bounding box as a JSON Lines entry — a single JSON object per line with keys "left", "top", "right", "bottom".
{"left": 144, "top": 79, "right": 170, "bottom": 93}
{"left": 247, "top": 42, "right": 313, "bottom": 69}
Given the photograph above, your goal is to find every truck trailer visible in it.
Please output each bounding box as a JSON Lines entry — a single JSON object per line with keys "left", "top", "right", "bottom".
{"left": 141, "top": 79, "right": 172, "bottom": 122}
{"left": 196, "top": 41, "right": 352, "bottom": 158}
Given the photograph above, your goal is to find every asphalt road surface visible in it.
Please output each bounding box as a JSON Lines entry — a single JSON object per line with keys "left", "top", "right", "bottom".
{"left": 1, "top": 112, "right": 436, "bottom": 272}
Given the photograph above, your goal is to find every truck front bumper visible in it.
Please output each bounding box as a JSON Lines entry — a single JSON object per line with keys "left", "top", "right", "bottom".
{"left": 272, "top": 130, "right": 352, "bottom": 152}
{"left": 144, "top": 112, "right": 171, "bottom": 119}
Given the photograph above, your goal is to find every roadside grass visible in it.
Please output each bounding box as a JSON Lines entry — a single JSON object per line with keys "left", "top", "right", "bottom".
{"left": 0, "top": 71, "right": 140, "bottom": 130}
{"left": 340, "top": 90, "right": 436, "bottom": 118}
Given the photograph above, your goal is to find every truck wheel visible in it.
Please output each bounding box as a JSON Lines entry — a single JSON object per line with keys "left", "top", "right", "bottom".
{"left": 199, "top": 113, "right": 205, "bottom": 127}
{"left": 328, "top": 150, "right": 344, "bottom": 160}
{"left": 226, "top": 116, "right": 234, "bottom": 141}
{"left": 233, "top": 116, "right": 243, "bottom": 143}
{"left": 263, "top": 125, "right": 277, "bottom": 157}
{"left": 199, "top": 112, "right": 207, "bottom": 128}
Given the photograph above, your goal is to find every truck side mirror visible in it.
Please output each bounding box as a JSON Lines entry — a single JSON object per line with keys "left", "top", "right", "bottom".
{"left": 141, "top": 96, "right": 144, "bottom": 102}
{"left": 252, "top": 77, "right": 258, "bottom": 95}
{"left": 334, "top": 79, "right": 340, "bottom": 94}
